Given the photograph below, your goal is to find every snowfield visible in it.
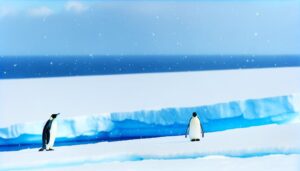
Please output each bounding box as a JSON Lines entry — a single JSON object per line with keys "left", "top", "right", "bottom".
{"left": 0, "top": 123, "right": 300, "bottom": 171}
{"left": 45, "top": 155, "right": 300, "bottom": 171}
{"left": 1, "top": 67, "right": 300, "bottom": 127}
{"left": 1, "top": 68, "right": 300, "bottom": 170}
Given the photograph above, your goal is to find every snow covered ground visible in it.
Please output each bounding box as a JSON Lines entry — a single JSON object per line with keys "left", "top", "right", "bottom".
{"left": 1, "top": 67, "right": 300, "bottom": 170}
{"left": 1, "top": 67, "right": 300, "bottom": 126}
{"left": 49, "top": 155, "right": 300, "bottom": 171}
{"left": 0, "top": 123, "right": 299, "bottom": 171}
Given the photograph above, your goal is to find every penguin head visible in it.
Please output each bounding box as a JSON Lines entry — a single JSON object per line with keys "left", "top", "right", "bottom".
{"left": 51, "top": 113, "right": 60, "bottom": 119}
{"left": 192, "top": 112, "right": 197, "bottom": 117}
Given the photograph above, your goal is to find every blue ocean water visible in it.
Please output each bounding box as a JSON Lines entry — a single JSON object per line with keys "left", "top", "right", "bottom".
{"left": 1, "top": 55, "right": 300, "bottom": 79}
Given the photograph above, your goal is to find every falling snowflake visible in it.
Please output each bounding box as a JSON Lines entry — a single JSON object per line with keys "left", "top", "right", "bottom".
{"left": 176, "top": 41, "right": 182, "bottom": 47}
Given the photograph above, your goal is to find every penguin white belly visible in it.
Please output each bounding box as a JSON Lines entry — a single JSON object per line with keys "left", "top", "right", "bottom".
{"left": 47, "top": 120, "right": 57, "bottom": 149}
{"left": 189, "top": 117, "right": 201, "bottom": 139}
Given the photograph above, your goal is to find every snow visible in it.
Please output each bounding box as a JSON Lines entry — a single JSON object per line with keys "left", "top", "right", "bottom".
{"left": 0, "top": 67, "right": 300, "bottom": 169}
{"left": 45, "top": 155, "right": 300, "bottom": 171}
{"left": 1, "top": 67, "right": 300, "bottom": 127}
{"left": 0, "top": 123, "right": 299, "bottom": 171}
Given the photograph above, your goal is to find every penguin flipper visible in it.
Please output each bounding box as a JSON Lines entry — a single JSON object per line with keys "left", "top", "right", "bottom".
{"left": 42, "top": 120, "right": 52, "bottom": 148}
{"left": 185, "top": 118, "right": 192, "bottom": 138}
{"left": 42, "top": 127, "right": 50, "bottom": 145}
{"left": 200, "top": 122, "right": 204, "bottom": 138}
{"left": 45, "top": 129, "right": 50, "bottom": 145}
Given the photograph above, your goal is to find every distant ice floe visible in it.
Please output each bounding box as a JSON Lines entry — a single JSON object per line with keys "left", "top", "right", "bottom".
{"left": 0, "top": 94, "right": 299, "bottom": 149}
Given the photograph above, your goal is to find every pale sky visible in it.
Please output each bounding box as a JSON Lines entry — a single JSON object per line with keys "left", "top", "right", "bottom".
{"left": 0, "top": 0, "right": 300, "bottom": 56}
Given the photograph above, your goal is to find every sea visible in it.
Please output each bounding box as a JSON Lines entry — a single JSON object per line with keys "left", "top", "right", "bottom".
{"left": 1, "top": 55, "right": 300, "bottom": 79}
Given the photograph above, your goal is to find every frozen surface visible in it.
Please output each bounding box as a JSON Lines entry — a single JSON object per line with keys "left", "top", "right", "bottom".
{"left": 1, "top": 67, "right": 300, "bottom": 126}
{"left": 0, "top": 94, "right": 299, "bottom": 149}
{"left": 0, "top": 123, "right": 299, "bottom": 171}
{"left": 43, "top": 155, "right": 300, "bottom": 171}
{"left": 0, "top": 67, "right": 300, "bottom": 169}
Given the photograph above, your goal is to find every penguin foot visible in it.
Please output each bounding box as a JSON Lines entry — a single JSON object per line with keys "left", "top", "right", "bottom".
{"left": 38, "top": 148, "right": 45, "bottom": 152}
{"left": 46, "top": 148, "right": 54, "bottom": 151}
{"left": 191, "top": 139, "right": 200, "bottom": 142}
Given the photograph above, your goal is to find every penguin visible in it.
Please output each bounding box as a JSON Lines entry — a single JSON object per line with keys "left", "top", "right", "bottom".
{"left": 185, "top": 112, "right": 204, "bottom": 141}
{"left": 39, "top": 113, "right": 60, "bottom": 151}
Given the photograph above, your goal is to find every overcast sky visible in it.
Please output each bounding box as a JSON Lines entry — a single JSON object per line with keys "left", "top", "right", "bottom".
{"left": 0, "top": 0, "right": 300, "bottom": 56}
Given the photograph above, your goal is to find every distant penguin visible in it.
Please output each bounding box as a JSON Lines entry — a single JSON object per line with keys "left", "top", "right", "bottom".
{"left": 39, "top": 113, "right": 60, "bottom": 151}
{"left": 185, "top": 112, "right": 204, "bottom": 141}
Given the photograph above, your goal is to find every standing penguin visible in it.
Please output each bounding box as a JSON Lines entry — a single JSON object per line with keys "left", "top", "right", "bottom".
{"left": 185, "top": 112, "right": 204, "bottom": 141}
{"left": 39, "top": 113, "right": 60, "bottom": 151}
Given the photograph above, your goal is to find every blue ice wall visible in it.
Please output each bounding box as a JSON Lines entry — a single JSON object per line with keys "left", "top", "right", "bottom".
{"left": 0, "top": 95, "right": 299, "bottom": 151}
